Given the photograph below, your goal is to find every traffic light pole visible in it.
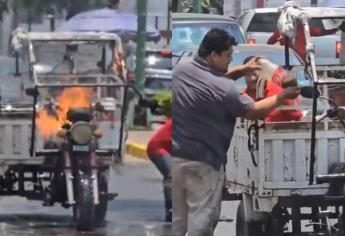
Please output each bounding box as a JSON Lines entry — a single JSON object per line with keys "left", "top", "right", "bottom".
{"left": 135, "top": 0, "right": 147, "bottom": 91}
{"left": 192, "top": 0, "right": 201, "bottom": 13}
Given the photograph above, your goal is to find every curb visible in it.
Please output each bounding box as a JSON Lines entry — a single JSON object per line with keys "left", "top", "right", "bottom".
{"left": 125, "top": 141, "right": 148, "bottom": 160}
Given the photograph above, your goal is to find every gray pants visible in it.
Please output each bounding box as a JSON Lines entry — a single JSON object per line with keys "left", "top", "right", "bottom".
{"left": 172, "top": 157, "right": 225, "bottom": 236}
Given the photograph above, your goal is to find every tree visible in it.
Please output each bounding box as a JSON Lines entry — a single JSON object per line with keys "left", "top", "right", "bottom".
{"left": 0, "top": 0, "right": 8, "bottom": 22}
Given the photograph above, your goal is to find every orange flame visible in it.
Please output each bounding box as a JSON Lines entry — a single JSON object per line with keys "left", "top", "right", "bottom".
{"left": 37, "top": 87, "right": 94, "bottom": 138}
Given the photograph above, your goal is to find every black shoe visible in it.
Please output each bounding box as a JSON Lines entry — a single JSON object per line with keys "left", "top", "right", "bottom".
{"left": 165, "top": 209, "right": 172, "bottom": 222}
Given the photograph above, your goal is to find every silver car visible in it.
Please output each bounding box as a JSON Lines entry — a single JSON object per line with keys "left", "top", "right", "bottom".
{"left": 238, "top": 8, "right": 342, "bottom": 65}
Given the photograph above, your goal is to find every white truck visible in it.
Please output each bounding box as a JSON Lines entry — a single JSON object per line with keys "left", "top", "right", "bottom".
{"left": 225, "top": 6, "right": 345, "bottom": 236}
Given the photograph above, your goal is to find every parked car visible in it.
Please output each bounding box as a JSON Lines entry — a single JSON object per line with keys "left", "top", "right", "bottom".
{"left": 145, "top": 49, "right": 172, "bottom": 71}
{"left": 131, "top": 49, "right": 172, "bottom": 126}
{"left": 144, "top": 49, "right": 172, "bottom": 98}
{"left": 238, "top": 8, "right": 342, "bottom": 65}
{"left": 172, "top": 13, "right": 246, "bottom": 56}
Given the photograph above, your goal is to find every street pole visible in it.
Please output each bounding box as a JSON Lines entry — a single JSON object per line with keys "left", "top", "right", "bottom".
{"left": 28, "top": 6, "right": 32, "bottom": 32}
{"left": 192, "top": 0, "right": 201, "bottom": 13}
{"left": 135, "top": 0, "right": 147, "bottom": 91}
{"left": 311, "top": 0, "right": 317, "bottom": 6}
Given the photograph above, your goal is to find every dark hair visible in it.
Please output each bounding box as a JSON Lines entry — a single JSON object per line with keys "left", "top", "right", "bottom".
{"left": 243, "top": 56, "right": 255, "bottom": 65}
{"left": 198, "top": 28, "right": 237, "bottom": 57}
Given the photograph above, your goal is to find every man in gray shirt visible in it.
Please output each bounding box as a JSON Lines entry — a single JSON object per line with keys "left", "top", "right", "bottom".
{"left": 172, "top": 29, "right": 300, "bottom": 236}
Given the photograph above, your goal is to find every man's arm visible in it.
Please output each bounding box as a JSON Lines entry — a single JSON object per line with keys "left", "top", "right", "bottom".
{"left": 243, "top": 87, "right": 300, "bottom": 120}
{"left": 225, "top": 64, "right": 248, "bottom": 80}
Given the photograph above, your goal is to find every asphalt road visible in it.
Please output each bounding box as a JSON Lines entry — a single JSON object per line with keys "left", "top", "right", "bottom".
{"left": 0, "top": 156, "right": 172, "bottom": 236}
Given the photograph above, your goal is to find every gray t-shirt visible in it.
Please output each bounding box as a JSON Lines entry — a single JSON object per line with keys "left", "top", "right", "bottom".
{"left": 172, "top": 56, "right": 255, "bottom": 170}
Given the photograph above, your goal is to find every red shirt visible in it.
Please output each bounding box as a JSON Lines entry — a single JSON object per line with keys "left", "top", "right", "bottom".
{"left": 147, "top": 118, "right": 172, "bottom": 156}
{"left": 244, "top": 81, "right": 302, "bottom": 122}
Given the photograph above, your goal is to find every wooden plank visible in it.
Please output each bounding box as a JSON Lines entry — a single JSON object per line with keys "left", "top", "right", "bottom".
{"left": 328, "top": 138, "right": 340, "bottom": 165}
{"left": 0, "top": 126, "right": 5, "bottom": 155}
{"left": 272, "top": 140, "right": 284, "bottom": 182}
{"left": 295, "top": 139, "right": 307, "bottom": 181}
{"left": 264, "top": 140, "right": 273, "bottom": 181}
{"left": 283, "top": 140, "right": 295, "bottom": 181}
{"left": 339, "top": 138, "right": 345, "bottom": 162}
{"left": 12, "top": 125, "right": 21, "bottom": 155}
{"left": 317, "top": 139, "right": 328, "bottom": 176}
{"left": 0, "top": 120, "right": 31, "bottom": 126}
{"left": 4, "top": 125, "right": 13, "bottom": 157}
{"left": 264, "top": 181, "right": 328, "bottom": 189}
{"left": 21, "top": 124, "right": 30, "bottom": 158}
{"left": 264, "top": 131, "right": 344, "bottom": 140}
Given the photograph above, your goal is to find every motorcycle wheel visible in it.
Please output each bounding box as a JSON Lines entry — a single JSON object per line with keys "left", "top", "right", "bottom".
{"left": 95, "top": 172, "right": 108, "bottom": 226}
{"left": 73, "top": 173, "right": 95, "bottom": 231}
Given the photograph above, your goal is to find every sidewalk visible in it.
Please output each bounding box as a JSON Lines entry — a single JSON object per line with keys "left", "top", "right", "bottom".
{"left": 125, "top": 129, "right": 154, "bottom": 160}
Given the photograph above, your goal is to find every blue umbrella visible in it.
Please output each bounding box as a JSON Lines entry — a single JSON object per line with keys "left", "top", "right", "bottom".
{"left": 58, "top": 8, "right": 160, "bottom": 41}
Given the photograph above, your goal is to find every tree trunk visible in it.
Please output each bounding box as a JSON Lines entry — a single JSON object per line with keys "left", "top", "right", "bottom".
{"left": 0, "top": 0, "right": 15, "bottom": 55}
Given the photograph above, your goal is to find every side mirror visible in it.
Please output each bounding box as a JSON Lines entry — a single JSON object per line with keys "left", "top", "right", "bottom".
{"left": 300, "top": 86, "right": 320, "bottom": 99}
{"left": 25, "top": 87, "right": 39, "bottom": 97}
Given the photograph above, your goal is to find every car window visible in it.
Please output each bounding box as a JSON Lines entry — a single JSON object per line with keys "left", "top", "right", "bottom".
{"left": 172, "top": 22, "right": 245, "bottom": 55}
{"left": 247, "top": 13, "right": 279, "bottom": 32}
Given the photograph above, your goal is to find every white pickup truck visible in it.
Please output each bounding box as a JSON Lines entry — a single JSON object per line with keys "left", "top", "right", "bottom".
{"left": 239, "top": 8, "right": 342, "bottom": 65}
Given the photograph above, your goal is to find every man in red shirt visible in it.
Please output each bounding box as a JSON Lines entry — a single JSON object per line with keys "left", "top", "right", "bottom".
{"left": 147, "top": 118, "right": 172, "bottom": 222}
{"left": 242, "top": 56, "right": 302, "bottom": 122}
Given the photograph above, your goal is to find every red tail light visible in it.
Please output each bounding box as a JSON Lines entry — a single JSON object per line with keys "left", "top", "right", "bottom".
{"left": 160, "top": 50, "right": 172, "bottom": 57}
{"left": 336, "top": 41, "right": 342, "bottom": 58}
{"left": 247, "top": 38, "right": 256, "bottom": 44}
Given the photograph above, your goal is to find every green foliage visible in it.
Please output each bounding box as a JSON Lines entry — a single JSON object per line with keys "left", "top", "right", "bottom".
{"left": 154, "top": 90, "right": 172, "bottom": 116}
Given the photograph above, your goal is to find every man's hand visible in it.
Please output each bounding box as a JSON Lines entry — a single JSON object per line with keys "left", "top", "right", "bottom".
{"left": 241, "top": 56, "right": 262, "bottom": 76}
{"left": 225, "top": 56, "right": 262, "bottom": 80}
{"left": 280, "top": 86, "right": 300, "bottom": 100}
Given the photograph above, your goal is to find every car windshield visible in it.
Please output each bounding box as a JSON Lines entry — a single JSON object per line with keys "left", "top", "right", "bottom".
{"left": 172, "top": 22, "right": 245, "bottom": 55}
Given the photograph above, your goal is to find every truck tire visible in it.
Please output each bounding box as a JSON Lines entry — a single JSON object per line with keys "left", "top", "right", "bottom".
{"left": 236, "top": 201, "right": 264, "bottom": 236}
{"left": 328, "top": 162, "right": 345, "bottom": 196}
{"left": 73, "top": 173, "right": 95, "bottom": 231}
